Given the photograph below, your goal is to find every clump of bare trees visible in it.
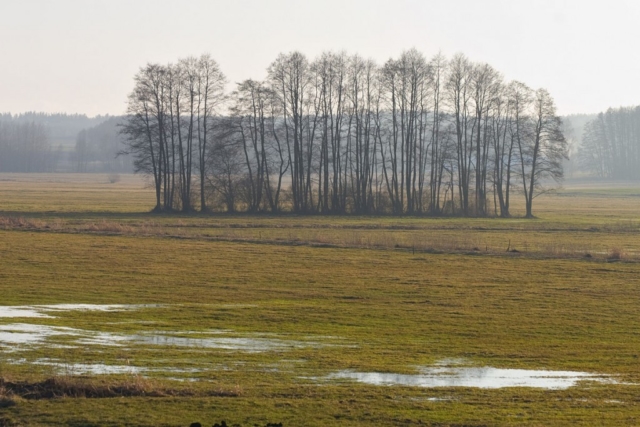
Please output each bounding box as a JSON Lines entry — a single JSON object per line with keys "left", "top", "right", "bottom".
{"left": 122, "top": 50, "right": 568, "bottom": 217}
{"left": 120, "top": 54, "right": 226, "bottom": 212}
{"left": 579, "top": 106, "right": 640, "bottom": 179}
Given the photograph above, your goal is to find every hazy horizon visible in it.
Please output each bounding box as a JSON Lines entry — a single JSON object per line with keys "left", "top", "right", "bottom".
{"left": 1, "top": 0, "right": 639, "bottom": 117}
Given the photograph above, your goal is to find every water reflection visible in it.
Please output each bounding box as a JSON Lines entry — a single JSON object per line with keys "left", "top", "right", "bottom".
{"left": 0, "top": 307, "right": 53, "bottom": 318}
{"left": 329, "top": 366, "right": 616, "bottom": 390}
{"left": 0, "top": 304, "right": 157, "bottom": 319}
{"left": 131, "top": 334, "right": 299, "bottom": 352}
{"left": 0, "top": 323, "right": 310, "bottom": 353}
{"left": 0, "top": 323, "right": 79, "bottom": 344}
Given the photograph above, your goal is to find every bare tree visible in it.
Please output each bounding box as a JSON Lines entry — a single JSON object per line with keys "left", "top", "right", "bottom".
{"left": 446, "top": 54, "right": 474, "bottom": 215}
{"left": 516, "top": 88, "right": 568, "bottom": 217}
{"left": 231, "top": 79, "right": 272, "bottom": 212}
{"left": 207, "top": 119, "right": 244, "bottom": 213}
{"left": 471, "top": 63, "right": 501, "bottom": 216}
{"left": 121, "top": 64, "right": 167, "bottom": 211}
{"left": 427, "top": 53, "right": 448, "bottom": 214}
{"left": 268, "top": 52, "right": 317, "bottom": 213}
{"left": 195, "top": 54, "right": 227, "bottom": 212}
{"left": 489, "top": 82, "right": 514, "bottom": 217}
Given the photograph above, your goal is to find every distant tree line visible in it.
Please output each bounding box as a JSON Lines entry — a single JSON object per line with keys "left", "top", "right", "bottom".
{"left": 0, "top": 113, "right": 132, "bottom": 173}
{"left": 73, "top": 117, "right": 133, "bottom": 173}
{"left": 579, "top": 106, "right": 640, "bottom": 179}
{"left": 0, "top": 119, "right": 61, "bottom": 172}
{"left": 3, "top": 112, "right": 108, "bottom": 147}
{"left": 121, "top": 50, "right": 569, "bottom": 217}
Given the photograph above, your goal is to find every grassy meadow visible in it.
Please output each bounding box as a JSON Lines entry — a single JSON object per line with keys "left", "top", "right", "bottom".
{"left": 1, "top": 173, "right": 640, "bottom": 426}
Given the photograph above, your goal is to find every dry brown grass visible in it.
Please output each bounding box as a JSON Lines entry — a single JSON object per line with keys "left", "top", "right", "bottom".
{"left": 83, "top": 220, "right": 133, "bottom": 234}
{"left": 0, "top": 385, "right": 18, "bottom": 409}
{"left": 0, "top": 216, "right": 43, "bottom": 229}
{"left": 0, "top": 376, "right": 238, "bottom": 400}
{"left": 608, "top": 246, "right": 626, "bottom": 260}
{"left": 1, "top": 213, "right": 639, "bottom": 262}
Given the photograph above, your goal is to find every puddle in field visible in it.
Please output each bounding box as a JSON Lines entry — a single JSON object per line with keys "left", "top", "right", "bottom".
{"left": 0, "top": 305, "right": 306, "bottom": 352}
{"left": 32, "top": 360, "right": 144, "bottom": 375}
{"left": 0, "top": 303, "right": 325, "bottom": 377}
{"left": 0, "top": 323, "right": 80, "bottom": 344}
{"left": 0, "top": 307, "right": 54, "bottom": 318}
{"left": 407, "top": 396, "right": 454, "bottom": 402}
{"left": 76, "top": 331, "right": 134, "bottom": 347}
{"left": 8, "top": 357, "right": 255, "bottom": 379}
{"left": 0, "top": 323, "right": 313, "bottom": 353}
{"left": 10, "top": 358, "right": 201, "bottom": 376}
{"left": 130, "top": 333, "right": 303, "bottom": 352}
{"left": 328, "top": 366, "right": 617, "bottom": 390}
{"left": 0, "top": 304, "right": 157, "bottom": 319}
{"left": 36, "top": 304, "right": 158, "bottom": 312}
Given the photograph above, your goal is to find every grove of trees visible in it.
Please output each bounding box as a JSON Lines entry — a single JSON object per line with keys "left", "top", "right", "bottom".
{"left": 122, "top": 50, "right": 569, "bottom": 217}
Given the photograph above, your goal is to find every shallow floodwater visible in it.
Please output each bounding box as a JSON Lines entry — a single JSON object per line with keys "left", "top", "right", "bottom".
{"left": 0, "top": 307, "right": 53, "bottom": 318}
{"left": 33, "top": 360, "right": 143, "bottom": 375}
{"left": 329, "top": 366, "right": 615, "bottom": 390}
{"left": 0, "top": 304, "right": 297, "bottom": 352}
{"left": 0, "top": 322, "right": 310, "bottom": 352}
{"left": 0, "top": 323, "right": 80, "bottom": 344}
{"left": 131, "top": 334, "right": 300, "bottom": 352}
{"left": 6, "top": 356, "right": 210, "bottom": 376}
{"left": 0, "top": 304, "right": 155, "bottom": 319}
{"left": 36, "top": 304, "right": 156, "bottom": 312}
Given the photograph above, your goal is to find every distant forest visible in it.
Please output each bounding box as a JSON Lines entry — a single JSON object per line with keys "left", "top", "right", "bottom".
{"left": 579, "top": 106, "right": 640, "bottom": 179}
{"left": 0, "top": 113, "right": 133, "bottom": 173}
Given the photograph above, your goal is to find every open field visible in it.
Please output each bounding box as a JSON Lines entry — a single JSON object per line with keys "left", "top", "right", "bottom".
{"left": 1, "top": 174, "right": 640, "bottom": 426}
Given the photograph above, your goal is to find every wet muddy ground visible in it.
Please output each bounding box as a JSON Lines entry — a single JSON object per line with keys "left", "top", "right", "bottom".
{"left": 0, "top": 304, "right": 626, "bottom": 390}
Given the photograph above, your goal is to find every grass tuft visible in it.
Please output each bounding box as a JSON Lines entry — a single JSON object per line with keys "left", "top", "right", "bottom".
{"left": 608, "top": 247, "right": 625, "bottom": 260}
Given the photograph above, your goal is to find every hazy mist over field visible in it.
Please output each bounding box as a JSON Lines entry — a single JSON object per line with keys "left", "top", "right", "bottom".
{"left": 1, "top": 0, "right": 639, "bottom": 116}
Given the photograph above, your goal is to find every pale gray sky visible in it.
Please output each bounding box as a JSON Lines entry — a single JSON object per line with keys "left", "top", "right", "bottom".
{"left": 1, "top": 0, "right": 638, "bottom": 116}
